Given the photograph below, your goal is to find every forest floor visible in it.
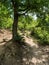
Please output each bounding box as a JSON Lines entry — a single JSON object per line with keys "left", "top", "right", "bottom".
{"left": 0, "top": 29, "right": 49, "bottom": 65}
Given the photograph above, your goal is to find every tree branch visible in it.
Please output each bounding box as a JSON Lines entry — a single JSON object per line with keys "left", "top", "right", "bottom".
{"left": 18, "top": 9, "right": 29, "bottom": 16}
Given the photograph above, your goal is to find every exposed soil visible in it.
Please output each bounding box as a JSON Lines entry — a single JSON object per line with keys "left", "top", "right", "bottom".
{"left": 0, "top": 29, "right": 49, "bottom": 65}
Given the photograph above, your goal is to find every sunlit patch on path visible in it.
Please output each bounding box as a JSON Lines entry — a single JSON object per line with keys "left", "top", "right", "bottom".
{"left": 0, "top": 29, "right": 12, "bottom": 46}
{"left": 24, "top": 35, "right": 39, "bottom": 48}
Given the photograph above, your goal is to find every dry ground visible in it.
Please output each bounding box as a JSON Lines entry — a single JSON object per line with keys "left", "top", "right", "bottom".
{"left": 0, "top": 29, "right": 49, "bottom": 65}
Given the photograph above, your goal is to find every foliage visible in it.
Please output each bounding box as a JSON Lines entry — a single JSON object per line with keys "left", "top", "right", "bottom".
{"left": 18, "top": 15, "right": 38, "bottom": 31}
{"left": 18, "top": 14, "right": 49, "bottom": 44}
{"left": 0, "top": 2, "right": 13, "bottom": 29}
{"left": 0, "top": 18, "right": 13, "bottom": 29}
{"left": 31, "top": 17, "right": 49, "bottom": 45}
{"left": 0, "top": 0, "right": 49, "bottom": 44}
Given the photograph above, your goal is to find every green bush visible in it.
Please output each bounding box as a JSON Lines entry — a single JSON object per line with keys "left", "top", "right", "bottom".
{"left": 0, "top": 18, "right": 13, "bottom": 29}
{"left": 31, "top": 27, "right": 49, "bottom": 45}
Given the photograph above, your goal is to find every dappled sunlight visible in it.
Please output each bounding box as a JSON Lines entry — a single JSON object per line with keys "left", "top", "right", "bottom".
{"left": 0, "top": 30, "right": 49, "bottom": 65}
{"left": 24, "top": 35, "right": 39, "bottom": 48}
{"left": 0, "top": 0, "right": 49, "bottom": 64}
{"left": 0, "top": 42, "right": 6, "bottom": 46}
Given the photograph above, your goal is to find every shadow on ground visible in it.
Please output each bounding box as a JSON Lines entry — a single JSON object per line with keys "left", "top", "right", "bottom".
{"left": 0, "top": 39, "right": 49, "bottom": 65}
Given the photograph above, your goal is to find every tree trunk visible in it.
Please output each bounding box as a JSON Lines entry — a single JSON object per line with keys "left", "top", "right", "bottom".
{"left": 12, "top": 7, "right": 18, "bottom": 41}
{"left": 11, "top": 0, "right": 19, "bottom": 41}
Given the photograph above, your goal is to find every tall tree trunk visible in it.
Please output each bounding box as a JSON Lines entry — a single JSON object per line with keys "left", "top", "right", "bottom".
{"left": 11, "top": 0, "right": 19, "bottom": 41}
{"left": 12, "top": 7, "right": 18, "bottom": 41}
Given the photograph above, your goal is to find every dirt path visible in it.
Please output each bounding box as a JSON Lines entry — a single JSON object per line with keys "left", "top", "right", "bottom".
{"left": 0, "top": 29, "right": 49, "bottom": 65}
{"left": 0, "top": 29, "right": 12, "bottom": 42}
{"left": 0, "top": 29, "right": 12, "bottom": 55}
{"left": 22, "top": 35, "right": 49, "bottom": 65}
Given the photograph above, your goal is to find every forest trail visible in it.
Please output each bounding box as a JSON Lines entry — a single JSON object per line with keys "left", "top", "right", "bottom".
{"left": 0, "top": 29, "right": 49, "bottom": 65}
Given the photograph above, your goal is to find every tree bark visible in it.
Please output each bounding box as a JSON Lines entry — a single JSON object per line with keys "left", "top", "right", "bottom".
{"left": 12, "top": 6, "right": 18, "bottom": 41}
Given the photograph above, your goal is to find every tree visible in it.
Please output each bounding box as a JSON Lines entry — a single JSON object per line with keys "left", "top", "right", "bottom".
{"left": 0, "top": 0, "right": 49, "bottom": 41}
